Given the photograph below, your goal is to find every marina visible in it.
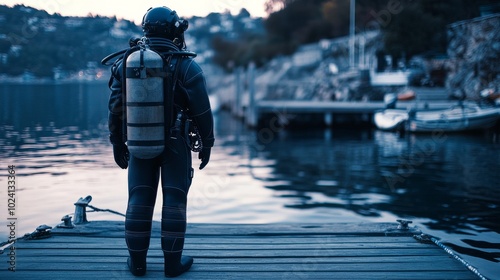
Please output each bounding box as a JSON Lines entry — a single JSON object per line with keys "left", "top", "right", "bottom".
{"left": 1, "top": 3, "right": 499, "bottom": 279}
{"left": 1, "top": 83, "right": 499, "bottom": 279}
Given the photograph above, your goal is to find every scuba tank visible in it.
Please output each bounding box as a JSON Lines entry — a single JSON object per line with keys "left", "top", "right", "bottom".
{"left": 125, "top": 47, "right": 165, "bottom": 159}
{"left": 102, "top": 37, "right": 199, "bottom": 157}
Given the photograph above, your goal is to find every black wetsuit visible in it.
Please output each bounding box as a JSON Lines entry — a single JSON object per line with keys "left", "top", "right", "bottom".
{"left": 107, "top": 37, "right": 214, "bottom": 276}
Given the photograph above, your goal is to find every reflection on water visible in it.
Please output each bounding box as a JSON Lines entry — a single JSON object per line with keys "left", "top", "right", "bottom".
{"left": 1, "top": 82, "right": 109, "bottom": 130}
{"left": 255, "top": 129, "right": 500, "bottom": 233}
{"left": 0, "top": 82, "right": 499, "bottom": 279}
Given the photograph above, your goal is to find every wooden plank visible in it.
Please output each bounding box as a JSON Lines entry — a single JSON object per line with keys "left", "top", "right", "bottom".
{"left": 17, "top": 240, "right": 434, "bottom": 250}
{"left": 15, "top": 245, "right": 446, "bottom": 257}
{"left": 13, "top": 262, "right": 470, "bottom": 272}
{"left": 49, "top": 221, "right": 420, "bottom": 236}
{"left": 8, "top": 255, "right": 460, "bottom": 264}
{"left": 24, "top": 235, "right": 419, "bottom": 244}
{"left": 1, "top": 270, "right": 476, "bottom": 280}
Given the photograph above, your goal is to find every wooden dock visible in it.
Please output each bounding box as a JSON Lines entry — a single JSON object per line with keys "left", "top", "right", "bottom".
{"left": 256, "top": 100, "right": 457, "bottom": 113}
{"left": 246, "top": 100, "right": 458, "bottom": 127}
{"left": 0, "top": 221, "right": 479, "bottom": 279}
{"left": 238, "top": 84, "right": 456, "bottom": 126}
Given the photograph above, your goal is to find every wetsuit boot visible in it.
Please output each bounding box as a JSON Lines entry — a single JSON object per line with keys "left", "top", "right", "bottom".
{"left": 125, "top": 221, "right": 150, "bottom": 276}
{"left": 161, "top": 186, "right": 193, "bottom": 277}
{"left": 164, "top": 251, "right": 194, "bottom": 277}
{"left": 127, "top": 253, "right": 146, "bottom": 276}
{"left": 125, "top": 190, "right": 156, "bottom": 276}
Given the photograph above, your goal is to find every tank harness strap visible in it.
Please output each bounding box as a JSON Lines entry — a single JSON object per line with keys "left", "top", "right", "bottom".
{"left": 164, "top": 55, "right": 179, "bottom": 139}
{"left": 171, "top": 56, "right": 182, "bottom": 93}
{"left": 101, "top": 49, "right": 127, "bottom": 66}
{"left": 169, "top": 56, "right": 185, "bottom": 139}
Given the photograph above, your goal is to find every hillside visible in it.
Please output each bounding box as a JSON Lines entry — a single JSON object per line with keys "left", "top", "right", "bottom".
{"left": 0, "top": 5, "right": 263, "bottom": 79}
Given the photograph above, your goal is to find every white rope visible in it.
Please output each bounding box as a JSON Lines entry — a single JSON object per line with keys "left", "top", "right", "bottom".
{"left": 421, "top": 234, "right": 489, "bottom": 280}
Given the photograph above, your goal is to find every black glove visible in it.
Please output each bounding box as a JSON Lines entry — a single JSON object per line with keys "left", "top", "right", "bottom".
{"left": 113, "top": 143, "right": 129, "bottom": 169}
{"left": 198, "top": 147, "right": 211, "bottom": 170}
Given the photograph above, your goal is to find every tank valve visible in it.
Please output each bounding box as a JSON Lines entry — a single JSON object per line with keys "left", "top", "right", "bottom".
{"left": 170, "top": 111, "right": 183, "bottom": 139}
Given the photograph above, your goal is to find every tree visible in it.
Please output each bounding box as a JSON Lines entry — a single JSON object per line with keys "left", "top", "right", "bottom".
{"left": 237, "top": 8, "right": 251, "bottom": 18}
{"left": 0, "top": 39, "right": 11, "bottom": 53}
{"left": 265, "top": 0, "right": 331, "bottom": 43}
{"left": 322, "top": 0, "right": 350, "bottom": 37}
{"left": 380, "top": 0, "right": 496, "bottom": 63}
{"left": 265, "top": 0, "right": 298, "bottom": 14}
{"left": 382, "top": 1, "right": 443, "bottom": 61}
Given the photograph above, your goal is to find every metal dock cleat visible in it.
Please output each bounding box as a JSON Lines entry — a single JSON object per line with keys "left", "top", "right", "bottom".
{"left": 385, "top": 219, "right": 419, "bottom": 236}
{"left": 24, "top": 224, "right": 53, "bottom": 240}
{"left": 397, "top": 219, "right": 413, "bottom": 230}
{"left": 57, "top": 215, "right": 74, "bottom": 229}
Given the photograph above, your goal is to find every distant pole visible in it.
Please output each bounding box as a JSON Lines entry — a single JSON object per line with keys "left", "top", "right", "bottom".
{"left": 359, "top": 35, "right": 365, "bottom": 69}
{"left": 349, "top": 0, "right": 356, "bottom": 70}
{"left": 235, "top": 67, "right": 242, "bottom": 117}
{"left": 247, "top": 62, "right": 257, "bottom": 127}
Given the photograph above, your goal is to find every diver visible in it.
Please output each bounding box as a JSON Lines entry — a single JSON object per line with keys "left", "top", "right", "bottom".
{"left": 105, "top": 6, "right": 214, "bottom": 277}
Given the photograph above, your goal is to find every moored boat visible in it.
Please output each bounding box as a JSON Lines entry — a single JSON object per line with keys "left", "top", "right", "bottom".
{"left": 374, "top": 103, "right": 500, "bottom": 132}
{"left": 373, "top": 109, "right": 408, "bottom": 131}
{"left": 407, "top": 103, "right": 500, "bottom": 132}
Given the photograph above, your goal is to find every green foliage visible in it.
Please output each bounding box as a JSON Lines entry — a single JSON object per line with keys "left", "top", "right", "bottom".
{"left": 381, "top": 0, "right": 497, "bottom": 60}
{"left": 265, "top": 0, "right": 298, "bottom": 14}
{"left": 0, "top": 39, "right": 11, "bottom": 53}
{"left": 0, "top": 4, "right": 141, "bottom": 78}
{"left": 382, "top": 1, "right": 443, "bottom": 59}
{"left": 1, "top": 2, "right": 496, "bottom": 76}
{"left": 212, "top": 34, "right": 296, "bottom": 71}
{"left": 212, "top": 0, "right": 496, "bottom": 71}
{"left": 213, "top": 0, "right": 350, "bottom": 70}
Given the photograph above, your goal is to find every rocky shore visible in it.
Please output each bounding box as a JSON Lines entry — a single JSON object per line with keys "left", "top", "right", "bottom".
{"left": 210, "top": 13, "right": 499, "bottom": 111}
{"left": 447, "top": 13, "right": 500, "bottom": 100}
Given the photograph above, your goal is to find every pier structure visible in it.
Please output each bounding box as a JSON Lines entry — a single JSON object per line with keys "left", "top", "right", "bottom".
{"left": 227, "top": 64, "right": 454, "bottom": 128}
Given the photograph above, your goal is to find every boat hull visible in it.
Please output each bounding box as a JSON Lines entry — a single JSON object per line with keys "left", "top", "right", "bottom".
{"left": 375, "top": 104, "right": 500, "bottom": 133}
{"left": 374, "top": 109, "right": 407, "bottom": 131}
{"left": 408, "top": 106, "right": 500, "bottom": 132}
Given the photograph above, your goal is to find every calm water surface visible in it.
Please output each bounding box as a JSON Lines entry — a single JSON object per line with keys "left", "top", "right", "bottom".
{"left": 0, "top": 82, "right": 499, "bottom": 279}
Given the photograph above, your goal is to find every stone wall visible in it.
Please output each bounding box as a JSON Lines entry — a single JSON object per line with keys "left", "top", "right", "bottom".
{"left": 447, "top": 14, "right": 500, "bottom": 99}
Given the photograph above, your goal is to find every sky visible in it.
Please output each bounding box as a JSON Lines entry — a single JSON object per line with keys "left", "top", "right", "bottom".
{"left": 3, "top": 0, "right": 269, "bottom": 23}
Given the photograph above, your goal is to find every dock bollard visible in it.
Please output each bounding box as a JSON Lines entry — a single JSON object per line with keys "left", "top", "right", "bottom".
{"left": 24, "top": 224, "right": 52, "bottom": 240}
{"left": 397, "top": 219, "right": 413, "bottom": 230}
{"left": 57, "top": 215, "right": 74, "bottom": 229}
{"left": 74, "top": 195, "right": 92, "bottom": 224}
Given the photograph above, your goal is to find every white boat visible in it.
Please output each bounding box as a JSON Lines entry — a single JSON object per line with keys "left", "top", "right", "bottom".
{"left": 373, "top": 109, "right": 408, "bottom": 131}
{"left": 374, "top": 103, "right": 500, "bottom": 132}
{"left": 407, "top": 104, "right": 500, "bottom": 132}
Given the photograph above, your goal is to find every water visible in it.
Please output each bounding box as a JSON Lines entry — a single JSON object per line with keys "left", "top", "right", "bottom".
{"left": 0, "top": 82, "right": 499, "bottom": 279}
